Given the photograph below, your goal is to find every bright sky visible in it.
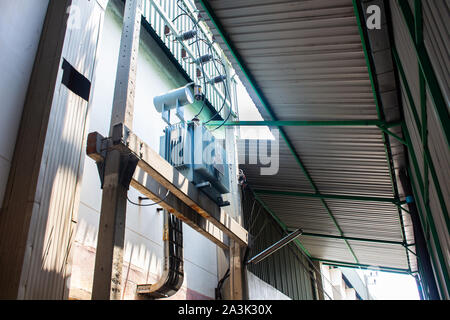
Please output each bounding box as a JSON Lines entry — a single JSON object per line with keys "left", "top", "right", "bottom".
{"left": 235, "top": 77, "right": 274, "bottom": 140}
{"left": 357, "top": 270, "right": 420, "bottom": 300}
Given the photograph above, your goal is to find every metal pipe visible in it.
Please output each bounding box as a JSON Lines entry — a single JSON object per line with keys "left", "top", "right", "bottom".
{"left": 247, "top": 229, "right": 303, "bottom": 265}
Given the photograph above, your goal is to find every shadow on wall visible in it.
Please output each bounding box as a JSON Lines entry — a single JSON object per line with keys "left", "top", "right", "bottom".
{"left": 69, "top": 231, "right": 212, "bottom": 300}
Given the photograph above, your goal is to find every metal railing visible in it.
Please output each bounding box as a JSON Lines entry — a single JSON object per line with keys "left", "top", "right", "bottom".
{"left": 141, "top": 0, "right": 236, "bottom": 120}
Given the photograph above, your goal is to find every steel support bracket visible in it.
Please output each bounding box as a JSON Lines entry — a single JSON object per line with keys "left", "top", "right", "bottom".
{"left": 88, "top": 126, "right": 139, "bottom": 190}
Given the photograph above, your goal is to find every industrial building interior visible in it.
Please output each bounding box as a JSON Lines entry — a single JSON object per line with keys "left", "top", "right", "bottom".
{"left": 0, "top": 0, "right": 448, "bottom": 300}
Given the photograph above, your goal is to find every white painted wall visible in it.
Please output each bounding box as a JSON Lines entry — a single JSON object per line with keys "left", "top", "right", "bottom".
{"left": 69, "top": 3, "right": 218, "bottom": 300}
{"left": 0, "top": 0, "right": 49, "bottom": 207}
{"left": 246, "top": 271, "right": 291, "bottom": 300}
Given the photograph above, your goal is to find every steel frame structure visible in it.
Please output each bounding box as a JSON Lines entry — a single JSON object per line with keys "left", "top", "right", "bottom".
{"left": 197, "top": 0, "right": 450, "bottom": 296}
{"left": 88, "top": 0, "right": 247, "bottom": 299}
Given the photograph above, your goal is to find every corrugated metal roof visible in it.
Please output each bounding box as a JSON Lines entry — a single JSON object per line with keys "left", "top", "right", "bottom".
{"left": 197, "top": 0, "right": 416, "bottom": 272}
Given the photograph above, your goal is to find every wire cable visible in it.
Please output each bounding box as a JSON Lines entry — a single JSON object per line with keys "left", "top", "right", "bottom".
{"left": 127, "top": 190, "right": 170, "bottom": 207}
{"left": 174, "top": 0, "right": 232, "bottom": 126}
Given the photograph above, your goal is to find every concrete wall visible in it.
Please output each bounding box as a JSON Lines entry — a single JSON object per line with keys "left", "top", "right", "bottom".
{"left": 320, "top": 265, "right": 368, "bottom": 300}
{"left": 246, "top": 271, "right": 290, "bottom": 300}
{"left": 68, "top": 2, "right": 218, "bottom": 300}
{"left": 0, "top": 0, "right": 49, "bottom": 207}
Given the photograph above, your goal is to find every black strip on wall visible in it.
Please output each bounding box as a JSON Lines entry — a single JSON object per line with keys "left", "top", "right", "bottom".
{"left": 61, "top": 59, "right": 91, "bottom": 101}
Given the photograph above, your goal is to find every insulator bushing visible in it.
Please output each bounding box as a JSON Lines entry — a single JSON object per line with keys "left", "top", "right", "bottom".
{"left": 195, "top": 54, "right": 213, "bottom": 64}
{"left": 210, "top": 75, "right": 227, "bottom": 84}
{"left": 177, "top": 30, "right": 197, "bottom": 41}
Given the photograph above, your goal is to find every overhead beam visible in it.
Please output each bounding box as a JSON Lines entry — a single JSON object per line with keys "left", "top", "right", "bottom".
{"left": 131, "top": 167, "right": 228, "bottom": 250}
{"left": 205, "top": 120, "right": 386, "bottom": 127}
{"left": 254, "top": 189, "right": 400, "bottom": 204}
{"left": 300, "top": 232, "right": 405, "bottom": 246}
{"left": 91, "top": 126, "right": 247, "bottom": 246}
{"left": 314, "top": 258, "right": 411, "bottom": 275}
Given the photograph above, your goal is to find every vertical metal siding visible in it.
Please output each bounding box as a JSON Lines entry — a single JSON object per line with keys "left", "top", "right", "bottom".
{"left": 18, "top": 0, "right": 104, "bottom": 299}
{"left": 390, "top": 0, "right": 449, "bottom": 298}
{"left": 242, "top": 188, "right": 315, "bottom": 300}
{"left": 422, "top": 0, "right": 450, "bottom": 106}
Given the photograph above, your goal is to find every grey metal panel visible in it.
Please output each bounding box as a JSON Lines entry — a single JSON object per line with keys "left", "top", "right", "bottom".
{"left": 389, "top": 0, "right": 422, "bottom": 121}
{"left": 237, "top": 138, "right": 315, "bottom": 192}
{"left": 429, "top": 177, "right": 450, "bottom": 277}
{"left": 197, "top": 0, "right": 415, "bottom": 271}
{"left": 423, "top": 0, "right": 450, "bottom": 107}
{"left": 347, "top": 241, "right": 409, "bottom": 269}
{"left": 19, "top": 0, "right": 104, "bottom": 299}
{"left": 283, "top": 126, "right": 393, "bottom": 197}
{"left": 299, "top": 236, "right": 355, "bottom": 264}
{"left": 257, "top": 193, "right": 339, "bottom": 235}
{"left": 390, "top": 0, "right": 449, "bottom": 290}
{"left": 242, "top": 189, "right": 315, "bottom": 300}
{"left": 326, "top": 200, "right": 403, "bottom": 242}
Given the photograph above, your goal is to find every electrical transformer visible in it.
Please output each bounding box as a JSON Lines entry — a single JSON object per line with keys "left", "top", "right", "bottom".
{"left": 160, "top": 121, "right": 230, "bottom": 207}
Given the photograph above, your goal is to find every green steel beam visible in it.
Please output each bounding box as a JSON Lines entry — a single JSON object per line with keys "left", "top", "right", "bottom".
{"left": 301, "top": 232, "right": 405, "bottom": 246}
{"left": 377, "top": 125, "right": 407, "bottom": 145}
{"left": 397, "top": 0, "right": 450, "bottom": 147}
{"left": 312, "top": 258, "right": 411, "bottom": 275}
{"left": 199, "top": 0, "right": 359, "bottom": 264}
{"left": 254, "top": 189, "right": 399, "bottom": 204}
{"left": 205, "top": 120, "right": 386, "bottom": 127}
{"left": 353, "top": 0, "right": 411, "bottom": 273}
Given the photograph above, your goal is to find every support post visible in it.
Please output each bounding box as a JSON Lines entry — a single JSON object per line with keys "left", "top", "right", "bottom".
{"left": 229, "top": 241, "right": 244, "bottom": 300}
{"left": 91, "top": 0, "right": 142, "bottom": 300}
{"left": 399, "top": 168, "right": 440, "bottom": 300}
{"left": 92, "top": 150, "right": 136, "bottom": 299}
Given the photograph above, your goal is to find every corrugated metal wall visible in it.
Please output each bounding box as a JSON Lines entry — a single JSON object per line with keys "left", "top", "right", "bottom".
{"left": 17, "top": 0, "right": 105, "bottom": 299}
{"left": 389, "top": 0, "right": 449, "bottom": 299}
{"left": 242, "top": 188, "right": 316, "bottom": 300}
